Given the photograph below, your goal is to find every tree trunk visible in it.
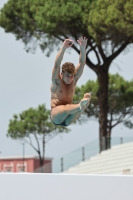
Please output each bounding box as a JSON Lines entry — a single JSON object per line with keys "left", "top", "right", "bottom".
{"left": 97, "top": 67, "right": 109, "bottom": 152}
{"left": 106, "top": 135, "right": 111, "bottom": 149}
{"left": 42, "top": 134, "right": 45, "bottom": 173}
{"left": 38, "top": 136, "right": 46, "bottom": 173}
{"left": 39, "top": 152, "right": 43, "bottom": 166}
{"left": 106, "top": 125, "right": 112, "bottom": 150}
{"left": 99, "top": 136, "right": 111, "bottom": 151}
{"left": 38, "top": 151, "right": 44, "bottom": 170}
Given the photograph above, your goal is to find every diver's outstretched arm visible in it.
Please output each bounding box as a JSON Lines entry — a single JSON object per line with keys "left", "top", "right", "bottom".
{"left": 52, "top": 39, "right": 73, "bottom": 84}
{"left": 75, "top": 37, "right": 88, "bottom": 80}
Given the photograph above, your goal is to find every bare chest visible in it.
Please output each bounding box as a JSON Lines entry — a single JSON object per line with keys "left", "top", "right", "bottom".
{"left": 57, "top": 81, "right": 75, "bottom": 99}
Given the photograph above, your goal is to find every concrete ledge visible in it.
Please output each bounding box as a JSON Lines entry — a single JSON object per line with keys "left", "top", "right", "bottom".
{"left": 0, "top": 173, "right": 133, "bottom": 200}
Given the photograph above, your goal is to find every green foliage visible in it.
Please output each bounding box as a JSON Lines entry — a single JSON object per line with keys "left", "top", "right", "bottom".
{"left": 74, "top": 74, "right": 133, "bottom": 129}
{"left": 7, "top": 104, "right": 69, "bottom": 167}
{"left": 88, "top": 0, "right": 133, "bottom": 43}
{"left": 74, "top": 79, "right": 99, "bottom": 118}
{"left": 108, "top": 74, "right": 133, "bottom": 114}
{"left": 0, "top": 0, "right": 90, "bottom": 54}
{"left": 7, "top": 104, "right": 69, "bottom": 139}
{"left": 1, "top": 0, "right": 133, "bottom": 54}
{"left": 1, "top": 0, "right": 133, "bottom": 149}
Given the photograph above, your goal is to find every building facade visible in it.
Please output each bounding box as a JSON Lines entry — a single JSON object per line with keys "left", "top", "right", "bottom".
{"left": 0, "top": 155, "right": 52, "bottom": 173}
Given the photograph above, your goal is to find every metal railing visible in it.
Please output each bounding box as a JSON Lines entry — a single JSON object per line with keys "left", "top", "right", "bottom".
{"left": 52, "top": 137, "right": 133, "bottom": 173}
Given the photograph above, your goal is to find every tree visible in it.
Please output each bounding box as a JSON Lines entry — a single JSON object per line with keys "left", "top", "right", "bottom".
{"left": 74, "top": 74, "right": 133, "bottom": 149}
{"left": 7, "top": 104, "right": 70, "bottom": 169}
{"left": 1, "top": 0, "right": 133, "bottom": 151}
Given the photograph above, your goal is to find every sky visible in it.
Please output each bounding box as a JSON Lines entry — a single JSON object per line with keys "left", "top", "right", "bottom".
{"left": 0, "top": 0, "right": 133, "bottom": 160}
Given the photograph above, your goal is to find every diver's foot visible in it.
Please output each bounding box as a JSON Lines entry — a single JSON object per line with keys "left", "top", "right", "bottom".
{"left": 80, "top": 98, "right": 89, "bottom": 113}
{"left": 83, "top": 93, "right": 91, "bottom": 108}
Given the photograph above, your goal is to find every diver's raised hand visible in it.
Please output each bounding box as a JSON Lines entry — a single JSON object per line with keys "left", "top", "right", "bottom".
{"left": 77, "top": 37, "right": 88, "bottom": 48}
{"left": 62, "top": 39, "right": 74, "bottom": 49}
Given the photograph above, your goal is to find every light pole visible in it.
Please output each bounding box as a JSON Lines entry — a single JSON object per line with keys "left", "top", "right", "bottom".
{"left": 22, "top": 143, "right": 25, "bottom": 172}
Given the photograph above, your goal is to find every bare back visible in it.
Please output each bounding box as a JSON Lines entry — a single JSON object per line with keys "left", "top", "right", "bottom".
{"left": 50, "top": 75, "right": 77, "bottom": 109}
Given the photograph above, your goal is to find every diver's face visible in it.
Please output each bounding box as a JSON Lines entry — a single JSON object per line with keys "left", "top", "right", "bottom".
{"left": 61, "top": 71, "right": 74, "bottom": 84}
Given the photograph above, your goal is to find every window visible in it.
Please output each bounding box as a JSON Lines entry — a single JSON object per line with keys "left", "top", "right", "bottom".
{"left": 19, "top": 167, "right": 25, "bottom": 172}
{"left": 5, "top": 167, "right": 12, "bottom": 172}
{"left": 17, "top": 162, "right": 27, "bottom": 172}
{"left": 3, "top": 163, "right": 14, "bottom": 172}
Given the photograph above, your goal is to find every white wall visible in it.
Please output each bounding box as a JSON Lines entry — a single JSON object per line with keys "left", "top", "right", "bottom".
{"left": 0, "top": 174, "right": 133, "bottom": 200}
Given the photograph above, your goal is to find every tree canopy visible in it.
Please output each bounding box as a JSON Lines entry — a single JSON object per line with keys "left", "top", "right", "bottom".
{"left": 1, "top": 0, "right": 133, "bottom": 56}
{"left": 1, "top": 0, "right": 133, "bottom": 151}
{"left": 74, "top": 73, "right": 133, "bottom": 139}
{"left": 7, "top": 104, "right": 70, "bottom": 167}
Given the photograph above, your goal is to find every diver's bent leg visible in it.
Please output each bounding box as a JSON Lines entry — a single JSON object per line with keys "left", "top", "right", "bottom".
{"left": 65, "top": 93, "right": 91, "bottom": 126}
{"left": 65, "top": 111, "right": 81, "bottom": 126}
{"left": 51, "top": 104, "right": 80, "bottom": 124}
{"left": 51, "top": 98, "right": 89, "bottom": 124}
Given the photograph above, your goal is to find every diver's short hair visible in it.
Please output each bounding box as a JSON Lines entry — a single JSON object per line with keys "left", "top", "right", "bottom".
{"left": 62, "top": 62, "right": 75, "bottom": 74}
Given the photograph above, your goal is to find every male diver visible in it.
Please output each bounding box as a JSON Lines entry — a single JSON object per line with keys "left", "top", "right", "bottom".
{"left": 50, "top": 37, "right": 91, "bottom": 126}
